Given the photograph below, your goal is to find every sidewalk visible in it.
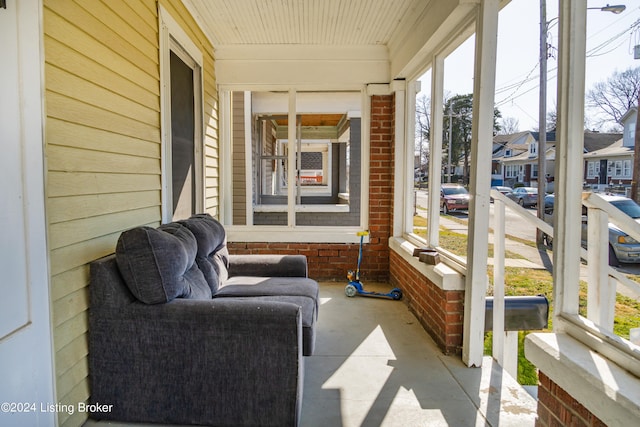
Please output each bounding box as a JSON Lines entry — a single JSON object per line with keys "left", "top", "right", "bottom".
{"left": 438, "top": 215, "right": 554, "bottom": 270}
{"left": 416, "top": 210, "right": 594, "bottom": 282}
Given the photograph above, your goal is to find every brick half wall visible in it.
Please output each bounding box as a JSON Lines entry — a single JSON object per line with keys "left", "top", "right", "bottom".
{"left": 389, "top": 250, "right": 464, "bottom": 355}
{"left": 536, "top": 372, "right": 606, "bottom": 427}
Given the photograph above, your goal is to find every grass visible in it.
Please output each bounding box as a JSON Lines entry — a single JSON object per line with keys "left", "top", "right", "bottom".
{"left": 413, "top": 215, "right": 525, "bottom": 259}
{"left": 414, "top": 215, "right": 640, "bottom": 385}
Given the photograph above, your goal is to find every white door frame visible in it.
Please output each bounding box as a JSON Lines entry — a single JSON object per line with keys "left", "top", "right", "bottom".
{"left": 159, "top": 5, "right": 204, "bottom": 222}
{"left": 0, "top": 0, "right": 56, "bottom": 425}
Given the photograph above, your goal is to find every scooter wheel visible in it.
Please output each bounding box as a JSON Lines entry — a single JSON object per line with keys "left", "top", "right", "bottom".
{"left": 345, "top": 284, "right": 357, "bottom": 297}
{"left": 391, "top": 289, "right": 403, "bottom": 300}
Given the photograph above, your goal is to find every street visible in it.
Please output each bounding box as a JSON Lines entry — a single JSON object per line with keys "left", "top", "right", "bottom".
{"left": 414, "top": 189, "right": 640, "bottom": 275}
{"left": 415, "top": 189, "right": 539, "bottom": 242}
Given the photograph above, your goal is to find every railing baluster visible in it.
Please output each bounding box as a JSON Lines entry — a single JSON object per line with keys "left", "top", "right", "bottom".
{"left": 493, "top": 195, "right": 505, "bottom": 368}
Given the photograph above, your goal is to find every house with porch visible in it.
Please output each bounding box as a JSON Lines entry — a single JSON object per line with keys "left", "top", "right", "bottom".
{"left": 583, "top": 108, "right": 636, "bottom": 192}
{"left": 2, "top": 1, "right": 639, "bottom": 426}
{"left": 494, "top": 130, "right": 621, "bottom": 192}
{"left": 492, "top": 131, "right": 554, "bottom": 188}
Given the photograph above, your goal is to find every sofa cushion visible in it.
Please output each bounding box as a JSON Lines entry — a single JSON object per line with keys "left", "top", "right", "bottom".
{"left": 115, "top": 223, "right": 211, "bottom": 304}
{"left": 218, "top": 276, "right": 319, "bottom": 302}
{"left": 179, "top": 214, "right": 229, "bottom": 292}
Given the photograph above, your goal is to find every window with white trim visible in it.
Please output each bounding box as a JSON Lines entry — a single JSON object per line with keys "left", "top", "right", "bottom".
{"left": 226, "top": 90, "right": 365, "bottom": 234}
{"left": 623, "top": 159, "right": 631, "bottom": 177}
{"left": 586, "top": 160, "right": 600, "bottom": 179}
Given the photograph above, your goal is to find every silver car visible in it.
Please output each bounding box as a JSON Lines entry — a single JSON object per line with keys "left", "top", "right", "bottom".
{"left": 543, "top": 193, "right": 640, "bottom": 266}
{"left": 508, "top": 187, "right": 538, "bottom": 207}
{"left": 583, "top": 194, "right": 640, "bottom": 266}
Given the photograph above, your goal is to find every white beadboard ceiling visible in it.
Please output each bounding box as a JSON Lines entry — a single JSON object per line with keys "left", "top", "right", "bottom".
{"left": 183, "top": 0, "right": 483, "bottom": 84}
{"left": 185, "top": 0, "right": 433, "bottom": 47}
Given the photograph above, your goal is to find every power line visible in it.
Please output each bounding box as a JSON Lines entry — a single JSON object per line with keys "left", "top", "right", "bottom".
{"left": 493, "top": 13, "right": 640, "bottom": 108}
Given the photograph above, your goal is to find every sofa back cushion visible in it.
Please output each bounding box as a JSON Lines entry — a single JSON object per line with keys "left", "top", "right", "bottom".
{"left": 115, "top": 223, "right": 212, "bottom": 304}
{"left": 179, "top": 214, "right": 229, "bottom": 292}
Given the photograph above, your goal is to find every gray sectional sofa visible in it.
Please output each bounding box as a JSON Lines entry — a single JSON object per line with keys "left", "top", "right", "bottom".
{"left": 88, "top": 214, "right": 319, "bottom": 426}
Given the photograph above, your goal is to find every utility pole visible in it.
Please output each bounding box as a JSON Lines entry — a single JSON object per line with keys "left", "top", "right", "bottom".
{"left": 448, "top": 105, "right": 453, "bottom": 183}
{"left": 633, "top": 98, "right": 640, "bottom": 202}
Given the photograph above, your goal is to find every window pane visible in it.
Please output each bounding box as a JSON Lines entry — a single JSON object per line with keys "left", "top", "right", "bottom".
{"left": 230, "top": 91, "right": 362, "bottom": 228}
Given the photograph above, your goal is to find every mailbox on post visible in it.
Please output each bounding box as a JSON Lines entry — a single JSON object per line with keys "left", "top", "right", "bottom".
{"left": 484, "top": 295, "right": 549, "bottom": 332}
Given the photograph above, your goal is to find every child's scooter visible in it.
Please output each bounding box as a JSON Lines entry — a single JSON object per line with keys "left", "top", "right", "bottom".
{"left": 345, "top": 231, "right": 403, "bottom": 300}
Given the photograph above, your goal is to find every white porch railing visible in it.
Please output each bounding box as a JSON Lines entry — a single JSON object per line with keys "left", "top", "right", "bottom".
{"left": 490, "top": 190, "right": 640, "bottom": 380}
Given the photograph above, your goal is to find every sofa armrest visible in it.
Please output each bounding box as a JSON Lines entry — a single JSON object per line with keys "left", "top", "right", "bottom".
{"left": 228, "top": 254, "right": 308, "bottom": 277}
{"left": 89, "top": 298, "right": 303, "bottom": 426}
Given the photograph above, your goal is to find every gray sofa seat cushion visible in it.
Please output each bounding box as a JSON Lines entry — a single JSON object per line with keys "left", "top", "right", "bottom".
{"left": 216, "top": 276, "right": 319, "bottom": 356}
{"left": 115, "top": 223, "right": 211, "bottom": 304}
{"left": 218, "top": 276, "right": 319, "bottom": 302}
{"left": 179, "top": 214, "right": 229, "bottom": 293}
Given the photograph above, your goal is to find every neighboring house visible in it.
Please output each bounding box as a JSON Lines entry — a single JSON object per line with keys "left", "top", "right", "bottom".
{"left": 493, "top": 130, "right": 622, "bottom": 192}
{"left": 492, "top": 131, "right": 554, "bottom": 188}
{"left": 583, "top": 111, "right": 636, "bottom": 191}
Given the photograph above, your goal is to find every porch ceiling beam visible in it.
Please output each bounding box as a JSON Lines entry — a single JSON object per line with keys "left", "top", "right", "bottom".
{"left": 275, "top": 126, "right": 338, "bottom": 140}
{"left": 215, "top": 45, "right": 389, "bottom": 87}
{"left": 463, "top": 0, "right": 500, "bottom": 368}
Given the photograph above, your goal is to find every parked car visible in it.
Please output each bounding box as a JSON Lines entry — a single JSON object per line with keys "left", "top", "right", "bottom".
{"left": 490, "top": 186, "right": 513, "bottom": 202}
{"left": 543, "top": 193, "right": 640, "bottom": 266}
{"left": 508, "top": 187, "right": 538, "bottom": 207}
{"left": 440, "top": 184, "right": 470, "bottom": 214}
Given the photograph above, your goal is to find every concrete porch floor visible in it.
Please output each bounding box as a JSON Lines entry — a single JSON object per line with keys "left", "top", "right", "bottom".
{"left": 84, "top": 282, "right": 537, "bottom": 427}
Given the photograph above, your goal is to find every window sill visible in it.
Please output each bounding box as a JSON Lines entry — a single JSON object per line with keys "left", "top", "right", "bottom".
{"left": 524, "top": 332, "right": 640, "bottom": 426}
{"left": 389, "top": 237, "right": 465, "bottom": 291}
{"left": 227, "top": 226, "right": 367, "bottom": 243}
{"left": 254, "top": 204, "right": 350, "bottom": 213}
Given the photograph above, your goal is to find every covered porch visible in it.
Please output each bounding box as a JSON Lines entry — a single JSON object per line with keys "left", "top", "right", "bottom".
{"left": 3, "top": 0, "right": 639, "bottom": 426}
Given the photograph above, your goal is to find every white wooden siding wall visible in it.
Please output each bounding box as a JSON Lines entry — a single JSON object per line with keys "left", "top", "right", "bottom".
{"left": 43, "top": 1, "right": 218, "bottom": 426}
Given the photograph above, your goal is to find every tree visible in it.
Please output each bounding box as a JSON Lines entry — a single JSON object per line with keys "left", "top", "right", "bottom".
{"left": 586, "top": 65, "right": 640, "bottom": 130}
{"left": 444, "top": 94, "right": 501, "bottom": 182}
{"left": 498, "top": 117, "right": 520, "bottom": 134}
{"left": 415, "top": 94, "right": 431, "bottom": 172}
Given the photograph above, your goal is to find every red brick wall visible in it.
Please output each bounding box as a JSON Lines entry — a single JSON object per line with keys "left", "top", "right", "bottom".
{"left": 228, "top": 94, "right": 394, "bottom": 282}
{"left": 536, "top": 372, "right": 606, "bottom": 427}
{"left": 389, "top": 251, "right": 464, "bottom": 355}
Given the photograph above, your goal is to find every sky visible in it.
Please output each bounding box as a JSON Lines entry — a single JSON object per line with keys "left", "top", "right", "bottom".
{"left": 418, "top": 0, "right": 640, "bottom": 132}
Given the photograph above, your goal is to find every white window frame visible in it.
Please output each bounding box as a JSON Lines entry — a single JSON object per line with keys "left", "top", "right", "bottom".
{"left": 587, "top": 160, "right": 600, "bottom": 179}
{"left": 623, "top": 159, "right": 631, "bottom": 177}
{"left": 158, "top": 6, "right": 205, "bottom": 223}
{"left": 220, "top": 87, "right": 369, "bottom": 244}
{"left": 615, "top": 160, "right": 623, "bottom": 177}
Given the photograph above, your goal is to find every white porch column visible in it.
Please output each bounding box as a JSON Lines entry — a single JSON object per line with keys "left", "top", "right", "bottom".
{"left": 393, "top": 80, "right": 407, "bottom": 237}
{"left": 462, "top": 0, "right": 500, "bottom": 367}
{"left": 288, "top": 90, "right": 297, "bottom": 227}
{"left": 553, "top": 0, "right": 587, "bottom": 322}
{"left": 427, "top": 55, "right": 445, "bottom": 247}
